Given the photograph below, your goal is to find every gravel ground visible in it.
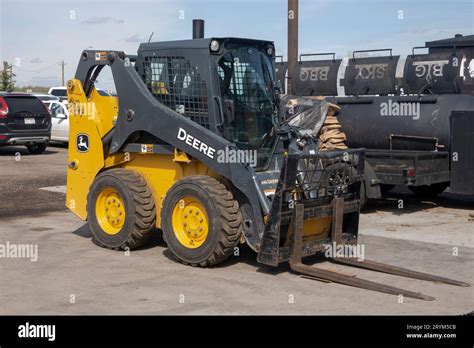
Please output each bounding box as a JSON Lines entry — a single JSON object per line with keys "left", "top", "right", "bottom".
{"left": 0, "top": 144, "right": 472, "bottom": 314}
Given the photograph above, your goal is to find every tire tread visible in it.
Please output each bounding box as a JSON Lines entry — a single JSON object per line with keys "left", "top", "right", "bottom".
{"left": 163, "top": 176, "right": 242, "bottom": 267}
{"left": 88, "top": 168, "right": 156, "bottom": 250}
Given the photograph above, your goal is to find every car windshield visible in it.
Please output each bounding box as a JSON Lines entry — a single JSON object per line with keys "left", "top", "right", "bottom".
{"left": 51, "top": 89, "right": 67, "bottom": 97}
{"left": 218, "top": 46, "right": 278, "bottom": 170}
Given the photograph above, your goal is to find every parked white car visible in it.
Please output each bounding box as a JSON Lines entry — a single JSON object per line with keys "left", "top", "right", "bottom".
{"left": 47, "top": 87, "right": 68, "bottom": 102}
{"left": 48, "top": 86, "right": 111, "bottom": 102}
{"left": 46, "top": 100, "right": 69, "bottom": 143}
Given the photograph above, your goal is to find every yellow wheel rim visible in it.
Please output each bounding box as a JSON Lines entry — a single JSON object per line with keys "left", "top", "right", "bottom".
{"left": 95, "top": 187, "right": 126, "bottom": 235}
{"left": 172, "top": 197, "right": 209, "bottom": 249}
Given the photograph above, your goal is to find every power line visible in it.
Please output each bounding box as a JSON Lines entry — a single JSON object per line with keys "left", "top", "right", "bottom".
{"left": 13, "top": 60, "right": 63, "bottom": 73}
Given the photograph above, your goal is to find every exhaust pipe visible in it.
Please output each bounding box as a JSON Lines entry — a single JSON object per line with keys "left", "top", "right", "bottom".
{"left": 193, "top": 19, "right": 205, "bottom": 39}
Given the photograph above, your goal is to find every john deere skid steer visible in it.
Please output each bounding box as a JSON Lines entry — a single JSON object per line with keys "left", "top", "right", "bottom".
{"left": 66, "top": 20, "right": 468, "bottom": 300}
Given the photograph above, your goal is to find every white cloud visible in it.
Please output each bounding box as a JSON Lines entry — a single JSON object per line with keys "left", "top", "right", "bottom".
{"left": 29, "top": 57, "right": 43, "bottom": 64}
{"left": 123, "top": 34, "right": 147, "bottom": 43}
{"left": 80, "top": 16, "right": 124, "bottom": 25}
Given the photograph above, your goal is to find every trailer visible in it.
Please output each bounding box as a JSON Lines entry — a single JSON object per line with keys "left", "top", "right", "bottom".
{"left": 279, "top": 34, "right": 474, "bottom": 198}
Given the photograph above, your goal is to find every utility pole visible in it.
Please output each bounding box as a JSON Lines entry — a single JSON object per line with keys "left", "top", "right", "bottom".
{"left": 287, "top": 0, "right": 298, "bottom": 95}
{"left": 60, "top": 60, "right": 65, "bottom": 86}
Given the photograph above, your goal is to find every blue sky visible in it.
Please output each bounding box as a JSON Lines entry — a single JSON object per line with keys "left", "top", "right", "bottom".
{"left": 1, "top": 0, "right": 472, "bottom": 88}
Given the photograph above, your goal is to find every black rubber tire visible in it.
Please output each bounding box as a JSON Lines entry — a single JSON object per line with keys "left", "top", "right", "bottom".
{"left": 26, "top": 143, "right": 47, "bottom": 154}
{"left": 380, "top": 184, "right": 395, "bottom": 195}
{"left": 87, "top": 168, "right": 156, "bottom": 250}
{"left": 161, "top": 176, "right": 242, "bottom": 267}
{"left": 409, "top": 182, "right": 449, "bottom": 199}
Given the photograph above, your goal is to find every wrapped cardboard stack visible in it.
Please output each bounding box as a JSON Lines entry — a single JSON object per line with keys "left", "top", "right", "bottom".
{"left": 283, "top": 95, "right": 349, "bottom": 151}
{"left": 318, "top": 102, "right": 348, "bottom": 151}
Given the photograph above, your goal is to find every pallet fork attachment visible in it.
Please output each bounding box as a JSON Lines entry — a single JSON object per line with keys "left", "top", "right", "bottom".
{"left": 289, "top": 202, "right": 469, "bottom": 301}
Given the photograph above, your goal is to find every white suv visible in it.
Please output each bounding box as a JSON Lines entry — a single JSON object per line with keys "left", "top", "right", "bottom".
{"left": 48, "top": 86, "right": 111, "bottom": 102}
{"left": 47, "top": 87, "right": 68, "bottom": 102}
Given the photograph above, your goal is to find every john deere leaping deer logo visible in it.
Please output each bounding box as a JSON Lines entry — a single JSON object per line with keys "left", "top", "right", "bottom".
{"left": 76, "top": 134, "right": 90, "bottom": 153}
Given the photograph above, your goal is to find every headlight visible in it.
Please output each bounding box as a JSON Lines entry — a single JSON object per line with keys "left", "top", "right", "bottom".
{"left": 210, "top": 40, "right": 220, "bottom": 52}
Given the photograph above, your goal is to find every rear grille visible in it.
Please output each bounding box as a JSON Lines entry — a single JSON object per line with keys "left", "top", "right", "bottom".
{"left": 142, "top": 56, "right": 210, "bottom": 129}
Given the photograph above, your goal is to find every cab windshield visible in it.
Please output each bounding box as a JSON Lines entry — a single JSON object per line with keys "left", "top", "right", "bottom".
{"left": 218, "top": 47, "right": 278, "bottom": 170}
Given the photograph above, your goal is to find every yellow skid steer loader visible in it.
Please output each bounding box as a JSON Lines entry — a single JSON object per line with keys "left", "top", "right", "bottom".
{"left": 66, "top": 21, "right": 468, "bottom": 300}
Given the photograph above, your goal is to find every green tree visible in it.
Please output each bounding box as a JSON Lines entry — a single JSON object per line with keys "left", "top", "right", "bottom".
{"left": 1, "top": 61, "right": 15, "bottom": 92}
